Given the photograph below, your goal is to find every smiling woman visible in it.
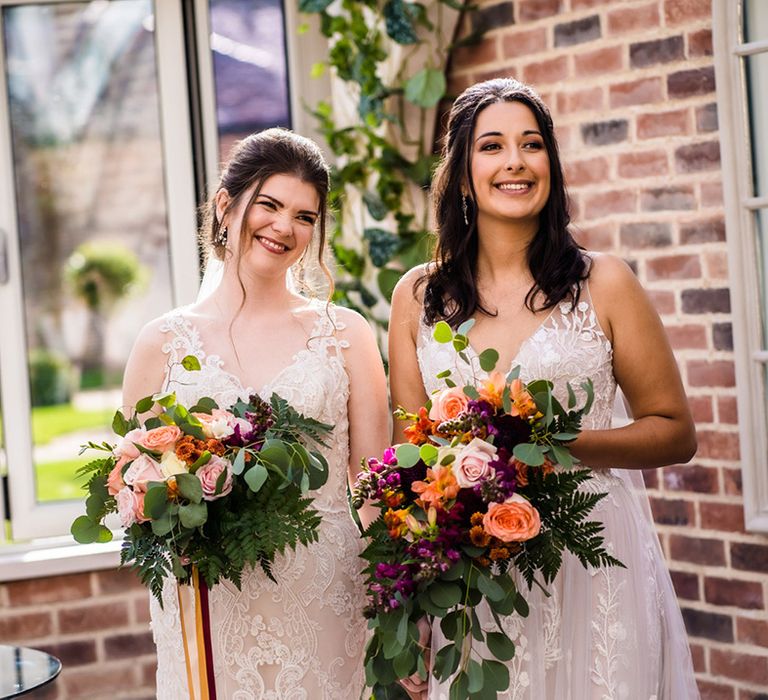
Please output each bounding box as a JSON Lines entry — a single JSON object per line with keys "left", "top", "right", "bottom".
{"left": 120, "top": 127, "right": 390, "bottom": 698}
{"left": 388, "top": 78, "right": 699, "bottom": 700}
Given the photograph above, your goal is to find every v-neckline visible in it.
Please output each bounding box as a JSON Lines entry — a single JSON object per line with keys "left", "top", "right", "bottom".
{"left": 183, "top": 303, "right": 327, "bottom": 399}
{"left": 462, "top": 304, "right": 559, "bottom": 375}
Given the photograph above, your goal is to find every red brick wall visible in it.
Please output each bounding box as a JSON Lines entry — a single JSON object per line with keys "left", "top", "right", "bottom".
{"left": 0, "top": 570, "right": 155, "bottom": 699}
{"left": 447, "top": 1, "right": 768, "bottom": 698}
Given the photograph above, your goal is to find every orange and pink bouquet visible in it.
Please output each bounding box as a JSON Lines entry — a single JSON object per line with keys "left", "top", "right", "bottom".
{"left": 352, "top": 321, "right": 623, "bottom": 697}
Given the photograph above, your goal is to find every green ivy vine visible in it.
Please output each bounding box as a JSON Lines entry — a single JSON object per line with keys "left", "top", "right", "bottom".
{"left": 298, "top": 0, "right": 484, "bottom": 328}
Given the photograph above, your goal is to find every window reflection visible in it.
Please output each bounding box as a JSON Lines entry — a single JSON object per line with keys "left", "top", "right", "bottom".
{"left": 210, "top": 0, "right": 290, "bottom": 160}
{"left": 3, "top": 1, "right": 173, "bottom": 503}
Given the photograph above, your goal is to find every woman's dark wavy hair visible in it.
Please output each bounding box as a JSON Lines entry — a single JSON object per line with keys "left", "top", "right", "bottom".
{"left": 422, "top": 78, "right": 589, "bottom": 326}
{"left": 200, "top": 127, "right": 333, "bottom": 300}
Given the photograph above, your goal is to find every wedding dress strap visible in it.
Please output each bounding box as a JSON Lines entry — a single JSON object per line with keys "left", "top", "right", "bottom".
{"left": 307, "top": 301, "right": 349, "bottom": 356}
{"left": 158, "top": 307, "right": 202, "bottom": 363}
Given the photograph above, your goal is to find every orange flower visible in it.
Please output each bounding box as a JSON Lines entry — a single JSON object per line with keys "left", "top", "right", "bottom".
{"left": 475, "top": 556, "right": 491, "bottom": 567}
{"left": 470, "top": 511, "right": 485, "bottom": 527}
{"left": 509, "top": 378, "right": 539, "bottom": 419}
{"left": 483, "top": 494, "right": 541, "bottom": 542}
{"left": 166, "top": 477, "right": 181, "bottom": 502}
{"left": 514, "top": 459, "right": 529, "bottom": 487}
{"left": 384, "top": 508, "right": 410, "bottom": 539}
{"left": 470, "top": 525, "right": 491, "bottom": 547}
{"left": 411, "top": 465, "right": 460, "bottom": 508}
{"left": 489, "top": 546, "right": 511, "bottom": 561}
{"left": 206, "top": 439, "right": 226, "bottom": 457}
{"left": 478, "top": 371, "right": 506, "bottom": 408}
{"left": 383, "top": 490, "right": 404, "bottom": 508}
{"left": 404, "top": 407, "right": 435, "bottom": 446}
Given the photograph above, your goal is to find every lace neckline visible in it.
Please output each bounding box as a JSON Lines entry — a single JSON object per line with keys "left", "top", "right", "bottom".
{"left": 171, "top": 301, "right": 333, "bottom": 400}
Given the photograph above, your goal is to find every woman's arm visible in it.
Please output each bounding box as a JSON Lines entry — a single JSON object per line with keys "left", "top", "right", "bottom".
{"left": 338, "top": 308, "right": 391, "bottom": 528}
{"left": 570, "top": 253, "right": 697, "bottom": 469}
{"left": 388, "top": 266, "right": 430, "bottom": 443}
{"left": 121, "top": 318, "right": 169, "bottom": 413}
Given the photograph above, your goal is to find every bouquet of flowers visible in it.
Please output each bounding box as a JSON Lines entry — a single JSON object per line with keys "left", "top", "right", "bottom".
{"left": 353, "top": 321, "right": 623, "bottom": 698}
{"left": 71, "top": 356, "right": 331, "bottom": 603}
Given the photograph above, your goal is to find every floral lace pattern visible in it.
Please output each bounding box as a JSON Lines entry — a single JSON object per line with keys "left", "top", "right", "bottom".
{"left": 150, "top": 302, "right": 367, "bottom": 699}
{"left": 418, "top": 284, "right": 700, "bottom": 699}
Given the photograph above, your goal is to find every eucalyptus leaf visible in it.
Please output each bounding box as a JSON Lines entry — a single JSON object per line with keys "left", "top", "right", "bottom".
{"left": 135, "top": 396, "right": 154, "bottom": 414}
{"left": 179, "top": 501, "right": 208, "bottom": 529}
{"left": 433, "top": 643, "right": 460, "bottom": 681}
{"left": 395, "top": 443, "right": 421, "bottom": 468}
{"left": 419, "top": 443, "right": 438, "bottom": 466}
{"left": 181, "top": 354, "right": 201, "bottom": 371}
{"left": 457, "top": 318, "right": 475, "bottom": 336}
{"left": 244, "top": 463, "right": 269, "bottom": 493}
{"left": 175, "top": 473, "right": 203, "bottom": 504}
{"left": 144, "top": 484, "right": 170, "bottom": 519}
{"left": 478, "top": 348, "right": 499, "bottom": 372}
{"left": 111, "top": 410, "right": 130, "bottom": 438}
{"left": 428, "top": 580, "right": 462, "bottom": 608}
{"left": 449, "top": 671, "right": 469, "bottom": 700}
{"left": 467, "top": 657, "right": 484, "bottom": 693}
{"left": 232, "top": 448, "right": 247, "bottom": 476}
{"left": 550, "top": 444, "right": 573, "bottom": 468}
{"left": 464, "top": 385, "right": 480, "bottom": 400}
{"left": 152, "top": 391, "right": 176, "bottom": 408}
{"left": 452, "top": 334, "right": 469, "bottom": 352}
{"left": 151, "top": 510, "right": 177, "bottom": 537}
{"left": 486, "top": 631, "right": 516, "bottom": 661}
{"left": 433, "top": 321, "right": 453, "bottom": 344}
{"left": 482, "top": 659, "right": 510, "bottom": 692}
{"left": 513, "top": 442, "right": 546, "bottom": 467}
{"left": 71, "top": 515, "right": 112, "bottom": 544}
{"left": 477, "top": 572, "right": 505, "bottom": 602}
{"left": 507, "top": 365, "right": 521, "bottom": 381}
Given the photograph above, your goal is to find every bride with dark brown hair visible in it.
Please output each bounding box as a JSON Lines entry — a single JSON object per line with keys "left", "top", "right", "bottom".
{"left": 389, "top": 79, "right": 700, "bottom": 699}
{"left": 123, "top": 128, "right": 388, "bottom": 698}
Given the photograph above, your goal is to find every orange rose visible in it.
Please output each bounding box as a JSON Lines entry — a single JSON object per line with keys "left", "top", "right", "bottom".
{"left": 429, "top": 387, "right": 469, "bottom": 422}
{"left": 140, "top": 425, "right": 182, "bottom": 453}
{"left": 483, "top": 494, "right": 541, "bottom": 542}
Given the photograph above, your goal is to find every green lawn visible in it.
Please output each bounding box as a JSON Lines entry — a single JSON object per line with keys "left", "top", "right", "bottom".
{"left": 35, "top": 457, "right": 90, "bottom": 502}
{"left": 31, "top": 403, "right": 113, "bottom": 445}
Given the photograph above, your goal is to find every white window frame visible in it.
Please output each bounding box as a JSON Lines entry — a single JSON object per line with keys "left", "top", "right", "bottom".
{"left": 713, "top": 0, "right": 768, "bottom": 532}
{"left": 0, "top": 0, "right": 200, "bottom": 544}
{"left": 0, "top": 0, "right": 331, "bottom": 576}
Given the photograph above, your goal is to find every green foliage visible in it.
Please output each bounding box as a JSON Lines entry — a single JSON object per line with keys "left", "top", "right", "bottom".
{"left": 28, "top": 348, "right": 75, "bottom": 407}
{"left": 300, "top": 1, "right": 484, "bottom": 321}
{"left": 71, "top": 391, "right": 333, "bottom": 605}
{"left": 65, "top": 240, "right": 145, "bottom": 311}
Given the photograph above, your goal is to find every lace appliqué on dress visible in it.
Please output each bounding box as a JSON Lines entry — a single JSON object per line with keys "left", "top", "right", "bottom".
{"left": 151, "top": 303, "right": 366, "bottom": 700}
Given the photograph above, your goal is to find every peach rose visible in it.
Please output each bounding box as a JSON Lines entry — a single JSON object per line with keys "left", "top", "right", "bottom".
{"left": 454, "top": 438, "right": 497, "bottom": 488}
{"left": 196, "top": 455, "right": 233, "bottom": 501}
{"left": 429, "top": 387, "right": 469, "bottom": 422}
{"left": 116, "top": 486, "right": 148, "bottom": 527}
{"left": 483, "top": 494, "right": 541, "bottom": 542}
{"left": 123, "top": 453, "right": 164, "bottom": 493}
{"left": 107, "top": 463, "right": 126, "bottom": 497}
{"left": 140, "top": 425, "right": 182, "bottom": 453}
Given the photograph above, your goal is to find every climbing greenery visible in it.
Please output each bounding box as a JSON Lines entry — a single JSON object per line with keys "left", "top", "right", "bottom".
{"left": 298, "top": 0, "right": 484, "bottom": 326}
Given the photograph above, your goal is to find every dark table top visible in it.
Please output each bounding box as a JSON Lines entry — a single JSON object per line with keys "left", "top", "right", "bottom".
{"left": 0, "top": 645, "right": 61, "bottom": 699}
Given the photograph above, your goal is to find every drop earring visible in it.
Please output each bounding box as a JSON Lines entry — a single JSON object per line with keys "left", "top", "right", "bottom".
{"left": 215, "top": 225, "right": 228, "bottom": 246}
{"left": 462, "top": 195, "right": 469, "bottom": 226}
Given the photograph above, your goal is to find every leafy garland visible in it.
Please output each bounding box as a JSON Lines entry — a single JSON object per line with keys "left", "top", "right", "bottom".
{"left": 298, "top": 0, "right": 484, "bottom": 327}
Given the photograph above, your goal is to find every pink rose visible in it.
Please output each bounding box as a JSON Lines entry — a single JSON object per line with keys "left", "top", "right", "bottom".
{"left": 140, "top": 425, "right": 181, "bottom": 453}
{"left": 454, "top": 438, "right": 497, "bottom": 488}
{"left": 193, "top": 409, "right": 249, "bottom": 439}
{"left": 428, "top": 387, "right": 470, "bottom": 422}
{"left": 114, "top": 427, "right": 146, "bottom": 462}
{"left": 483, "top": 494, "right": 541, "bottom": 542}
{"left": 107, "top": 463, "right": 125, "bottom": 497}
{"left": 196, "top": 455, "right": 233, "bottom": 501}
{"left": 116, "top": 486, "right": 148, "bottom": 527}
{"left": 123, "top": 453, "right": 164, "bottom": 493}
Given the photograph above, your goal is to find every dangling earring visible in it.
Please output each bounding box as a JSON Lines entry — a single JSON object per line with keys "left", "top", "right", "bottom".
{"left": 462, "top": 195, "right": 469, "bottom": 226}
{"left": 214, "top": 225, "right": 228, "bottom": 246}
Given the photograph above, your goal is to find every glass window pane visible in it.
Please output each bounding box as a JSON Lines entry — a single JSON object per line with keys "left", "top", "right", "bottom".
{"left": 209, "top": 0, "right": 290, "bottom": 161}
{"left": 744, "top": 0, "right": 768, "bottom": 43}
{"left": 745, "top": 52, "right": 768, "bottom": 198}
{"left": 3, "top": 1, "right": 173, "bottom": 505}
{"left": 757, "top": 209, "right": 768, "bottom": 351}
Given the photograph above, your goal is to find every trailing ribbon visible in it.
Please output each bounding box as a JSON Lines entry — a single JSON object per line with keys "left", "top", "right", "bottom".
{"left": 177, "top": 567, "right": 217, "bottom": 699}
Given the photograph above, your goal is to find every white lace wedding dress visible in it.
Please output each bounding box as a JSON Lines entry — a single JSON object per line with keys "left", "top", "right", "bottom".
{"left": 417, "top": 284, "right": 700, "bottom": 700}
{"left": 149, "top": 302, "right": 367, "bottom": 699}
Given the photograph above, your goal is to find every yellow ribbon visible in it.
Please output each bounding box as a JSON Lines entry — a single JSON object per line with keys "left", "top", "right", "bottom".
{"left": 177, "top": 567, "right": 210, "bottom": 699}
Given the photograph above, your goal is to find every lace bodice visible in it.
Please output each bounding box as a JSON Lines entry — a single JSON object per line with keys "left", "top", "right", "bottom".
{"left": 150, "top": 301, "right": 367, "bottom": 699}
{"left": 417, "top": 288, "right": 616, "bottom": 433}
{"left": 416, "top": 284, "right": 699, "bottom": 699}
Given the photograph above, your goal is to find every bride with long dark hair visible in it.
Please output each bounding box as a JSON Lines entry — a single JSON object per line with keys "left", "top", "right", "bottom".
{"left": 389, "top": 78, "right": 700, "bottom": 699}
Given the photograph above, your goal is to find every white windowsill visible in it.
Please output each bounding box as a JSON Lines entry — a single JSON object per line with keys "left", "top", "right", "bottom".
{"left": 0, "top": 537, "right": 122, "bottom": 582}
